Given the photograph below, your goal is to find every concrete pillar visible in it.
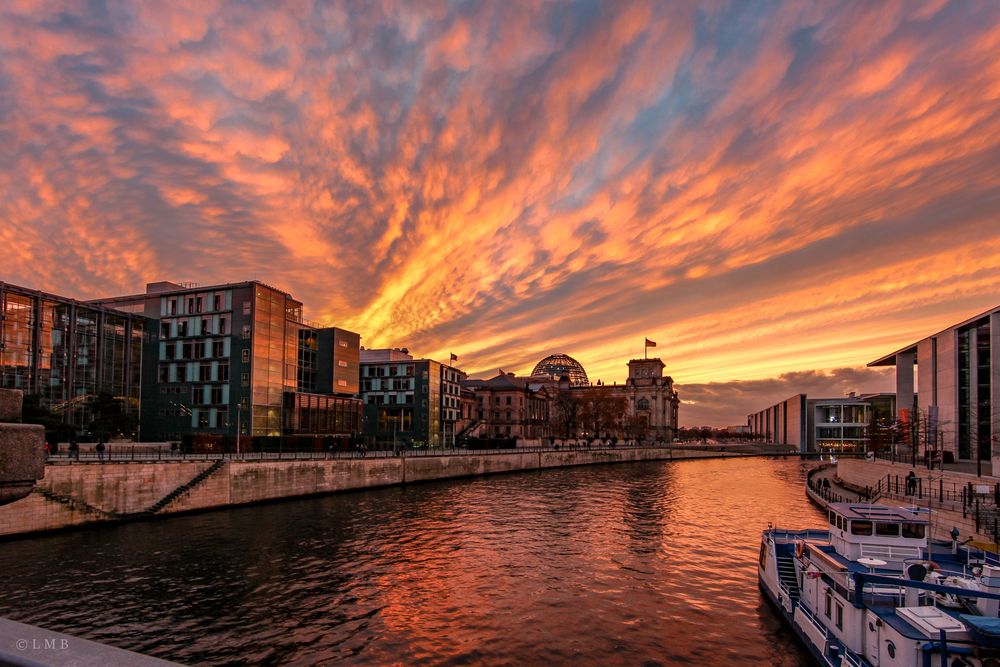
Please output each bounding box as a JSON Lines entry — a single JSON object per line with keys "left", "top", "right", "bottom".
{"left": 896, "top": 350, "right": 915, "bottom": 420}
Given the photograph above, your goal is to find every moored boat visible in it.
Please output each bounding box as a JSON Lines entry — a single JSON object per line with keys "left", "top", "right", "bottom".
{"left": 759, "top": 503, "right": 1000, "bottom": 666}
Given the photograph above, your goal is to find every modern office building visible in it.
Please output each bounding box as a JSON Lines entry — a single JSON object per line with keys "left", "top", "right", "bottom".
{"left": 869, "top": 304, "right": 1000, "bottom": 462}
{"left": 359, "top": 348, "right": 465, "bottom": 447}
{"left": 747, "top": 393, "right": 896, "bottom": 453}
{"left": 94, "top": 281, "right": 361, "bottom": 441}
{"left": 0, "top": 282, "right": 147, "bottom": 434}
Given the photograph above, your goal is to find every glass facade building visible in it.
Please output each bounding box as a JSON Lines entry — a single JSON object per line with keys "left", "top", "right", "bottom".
{"left": 870, "top": 304, "right": 999, "bottom": 463}
{"left": 0, "top": 283, "right": 145, "bottom": 432}
{"left": 94, "top": 280, "right": 362, "bottom": 441}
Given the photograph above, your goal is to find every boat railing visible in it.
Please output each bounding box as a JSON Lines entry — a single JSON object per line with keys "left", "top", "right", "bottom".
{"left": 796, "top": 604, "right": 828, "bottom": 639}
{"left": 767, "top": 528, "right": 830, "bottom": 542}
{"left": 858, "top": 543, "right": 922, "bottom": 561}
{"left": 840, "top": 646, "right": 866, "bottom": 667}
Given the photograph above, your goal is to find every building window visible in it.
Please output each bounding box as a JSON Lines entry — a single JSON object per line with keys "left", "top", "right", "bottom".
{"left": 242, "top": 325, "right": 251, "bottom": 340}
{"left": 213, "top": 294, "right": 224, "bottom": 311}
{"left": 177, "top": 320, "right": 188, "bottom": 337}
{"left": 218, "top": 363, "right": 229, "bottom": 382}
{"left": 242, "top": 349, "right": 249, "bottom": 363}
{"left": 177, "top": 366, "right": 187, "bottom": 382}
{"left": 338, "top": 360, "right": 348, "bottom": 367}
{"left": 160, "top": 322, "right": 171, "bottom": 338}
{"left": 159, "top": 366, "right": 169, "bottom": 383}
{"left": 200, "top": 364, "right": 212, "bottom": 382}
{"left": 201, "top": 319, "right": 210, "bottom": 336}
{"left": 638, "top": 398, "right": 650, "bottom": 411}
{"left": 219, "top": 317, "right": 228, "bottom": 335}
{"left": 211, "top": 386, "right": 223, "bottom": 404}
{"left": 168, "top": 299, "right": 177, "bottom": 315}
{"left": 241, "top": 372, "right": 249, "bottom": 387}
{"left": 195, "top": 297, "right": 203, "bottom": 313}
{"left": 243, "top": 301, "right": 251, "bottom": 315}
{"left": 213, "top": 340, "right": 225, "bottom": 357}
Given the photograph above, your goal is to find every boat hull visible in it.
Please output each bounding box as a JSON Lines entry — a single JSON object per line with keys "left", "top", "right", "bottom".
{"left": 758, "top": 570, "right": 831, "bottom": 667}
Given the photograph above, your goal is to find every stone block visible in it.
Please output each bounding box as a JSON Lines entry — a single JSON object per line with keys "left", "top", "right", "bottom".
{"left": 0, "top": 389, "right": 22, "bottom": 422}
{"left": 0, "top": 423, "right": 46, "bottom": 506}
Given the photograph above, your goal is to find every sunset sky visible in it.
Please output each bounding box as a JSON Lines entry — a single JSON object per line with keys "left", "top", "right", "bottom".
{"left": 2, "top": 1, "right": 999, "bottom": 425}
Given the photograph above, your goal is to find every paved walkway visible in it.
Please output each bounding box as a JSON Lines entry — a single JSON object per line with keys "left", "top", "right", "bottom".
{"left": 808, "top": 464, "right": 866, "bottom": 503}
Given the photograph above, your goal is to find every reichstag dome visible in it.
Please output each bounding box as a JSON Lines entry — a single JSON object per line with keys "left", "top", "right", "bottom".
{"left": 531, "top": 353, "right": 590, "bottom": 387}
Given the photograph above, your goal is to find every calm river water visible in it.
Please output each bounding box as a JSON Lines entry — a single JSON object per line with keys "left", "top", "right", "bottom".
{"left": 0, "top": 457, "right": 824, "bottom": 666}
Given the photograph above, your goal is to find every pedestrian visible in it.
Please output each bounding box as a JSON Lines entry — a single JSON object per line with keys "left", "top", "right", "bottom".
{"left": 96, "top": 438, "right": 106, "bottom": 463}
{"left": 69, "top": 436, "right": 79, "bottom": 461}
{"left": 44, "top": 442, "right": 51, "bottom": 459}
{"left": 906, "top": 471, "right": 917, "bottom": 495}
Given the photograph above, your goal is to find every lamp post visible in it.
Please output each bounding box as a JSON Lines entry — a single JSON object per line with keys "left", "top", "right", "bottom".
{"left": 236, "top": 402, "right": 242, "bottom": 458}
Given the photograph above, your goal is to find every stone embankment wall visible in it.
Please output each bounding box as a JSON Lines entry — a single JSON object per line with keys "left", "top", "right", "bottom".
{"left": 0, "top": 448, "right": 741, "bottom": 539}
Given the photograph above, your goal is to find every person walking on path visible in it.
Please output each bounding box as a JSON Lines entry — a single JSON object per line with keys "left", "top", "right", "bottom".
{"left": 69, "top": 436, "right": 79, "bottom": 461}
{"left": 906, "top": 470, "right": 917, "bottom": 495}
{"left": 96, "top": 438, "right": 106, "bottom": 463}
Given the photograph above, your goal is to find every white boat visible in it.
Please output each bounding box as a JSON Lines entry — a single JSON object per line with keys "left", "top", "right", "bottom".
{"left": 759, "top": 503, "right": 1000, "bottom": 666}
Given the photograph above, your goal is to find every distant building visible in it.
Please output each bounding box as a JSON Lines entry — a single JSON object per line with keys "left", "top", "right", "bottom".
{"left": 463, "top": 355, "right": 679, "bottom": 444}
{"left": 93, "top": 281, "right": 361, "bottom": 441}
{"left": 869, "top": 304, "right": 1000, "bottom": 463}
{"left": 747, "top": 392, "right": 896, "bottom": 453}
{"left": 0, "top": 282, "right": 146, "bottom": 434}
{"left": 462, "top": 372, "right": 554, "bottom": 440}
{"left": 359, "top": 348, "right": 465, "bottom": 447}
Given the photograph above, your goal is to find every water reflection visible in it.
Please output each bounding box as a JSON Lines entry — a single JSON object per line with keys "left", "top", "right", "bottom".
{"left": 0, "top": 458, "right": 824, "bottom": 665}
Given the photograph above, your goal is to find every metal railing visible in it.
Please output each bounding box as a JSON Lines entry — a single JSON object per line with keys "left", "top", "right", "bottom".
{"left": 45, "top": 441, "right": 759, "bottom": 464}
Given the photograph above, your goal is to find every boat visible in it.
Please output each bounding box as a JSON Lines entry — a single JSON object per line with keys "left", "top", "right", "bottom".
{"left": 759, "top": 502, "right": 1000, "bottom": 666}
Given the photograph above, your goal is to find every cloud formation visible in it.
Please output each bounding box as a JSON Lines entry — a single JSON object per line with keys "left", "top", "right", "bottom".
{"left": 678, "top": 366, "right": 895, "bottom": 428}
{"left": 2, "top": 0, "right": 999, "bottom": 422}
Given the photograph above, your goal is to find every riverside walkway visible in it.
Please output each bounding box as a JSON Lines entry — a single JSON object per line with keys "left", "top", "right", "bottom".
{"left": 43, "top": 441, "right": 807, "bottom": 464}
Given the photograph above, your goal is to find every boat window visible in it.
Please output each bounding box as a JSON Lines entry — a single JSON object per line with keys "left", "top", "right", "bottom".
{"left": 851, "top": 521, "right": 873, "bottom": 536}
{"left": 835, "top": 603, "right": 843, "bottom": 630}
{"left": 759, "top": 542, "right": 767, "bottom": 568}
{"left": 829, "top": 510, "right": 836, "bottom": 526}
{"left": 825, "top": 589, "right": 832, "bottom": 618}
{"left": 875, "top": 523, "right": 900, "bottom": 537}
{"left": 901, "top": 523, "right": 925, "bottom": 539}
{"left": 838, "top": 516, "right": 844, "bottom": 531}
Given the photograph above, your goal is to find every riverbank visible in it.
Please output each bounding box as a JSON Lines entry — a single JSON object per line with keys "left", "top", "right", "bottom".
{"left": 0, "top": 446, "right": 780, "bottom": 539}
{"left": 806, "top": 459, "right": 1000, "bottom": 548}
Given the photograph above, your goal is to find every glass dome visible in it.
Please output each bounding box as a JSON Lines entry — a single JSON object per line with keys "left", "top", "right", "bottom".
{"left": 531, "top": 353, "right": 589, "bottom": 386}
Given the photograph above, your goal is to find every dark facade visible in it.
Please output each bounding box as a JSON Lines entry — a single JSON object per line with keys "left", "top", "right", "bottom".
{"left": 94, "top": 281, "right": 361, "bottom": 441}
{"left": 0, "top": 282, "right": 146, "bottom": 435}
{"left": 360, "top": 349, "right": 464, "bottom": 447}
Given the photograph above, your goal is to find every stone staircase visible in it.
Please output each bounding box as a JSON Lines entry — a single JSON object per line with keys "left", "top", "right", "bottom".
{"left": 34, "top": 486, "right": 114, "bottom": 518}
{"left": 143, "top": 460, "right": 225, "bottom": 515}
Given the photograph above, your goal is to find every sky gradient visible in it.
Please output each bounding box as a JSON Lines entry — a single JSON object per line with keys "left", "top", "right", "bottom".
{"left": 2, "top": 1, "right": 999, "bottom": 425}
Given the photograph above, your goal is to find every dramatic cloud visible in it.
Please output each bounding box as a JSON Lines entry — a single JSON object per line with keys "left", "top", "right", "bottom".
{"left": 2, "top": 0, "right": 999, "bottom": 421}
{"left": 677, "top": 366, "right": 895, "bottom": 428}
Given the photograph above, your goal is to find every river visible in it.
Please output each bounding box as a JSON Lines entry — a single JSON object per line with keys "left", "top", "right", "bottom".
{"left": 0, "top": 457, "right": 824, "bottom": 665}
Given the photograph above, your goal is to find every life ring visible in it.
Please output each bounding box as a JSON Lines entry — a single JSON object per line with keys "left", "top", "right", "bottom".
{"left": 796, "top": 542, "right": 805, "bottom": 559}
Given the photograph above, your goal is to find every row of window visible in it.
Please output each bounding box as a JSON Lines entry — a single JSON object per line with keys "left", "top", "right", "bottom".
{"left": 828, "top": 512, "right": 925, "bottom": 538}
{"left": 160, "top": 316, "right": 231, "bottom": 339}
{"left": 164, "top": 293, "right": 230, "bottom": 316}
{"left": 159, "top": 363, "right": 230, "bottom": 383}
{"left": 162, "top": 339, "right": 231, "bottom": 361}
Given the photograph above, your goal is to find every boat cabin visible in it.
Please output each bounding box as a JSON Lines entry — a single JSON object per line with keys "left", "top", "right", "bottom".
{"left": 826, "top": 503, "right": 928, "bottom": 564}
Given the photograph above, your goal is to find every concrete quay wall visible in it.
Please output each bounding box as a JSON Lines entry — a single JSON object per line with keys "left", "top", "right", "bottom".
{"left": 0, "top": 448, "right": 744, "bottom": 539}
